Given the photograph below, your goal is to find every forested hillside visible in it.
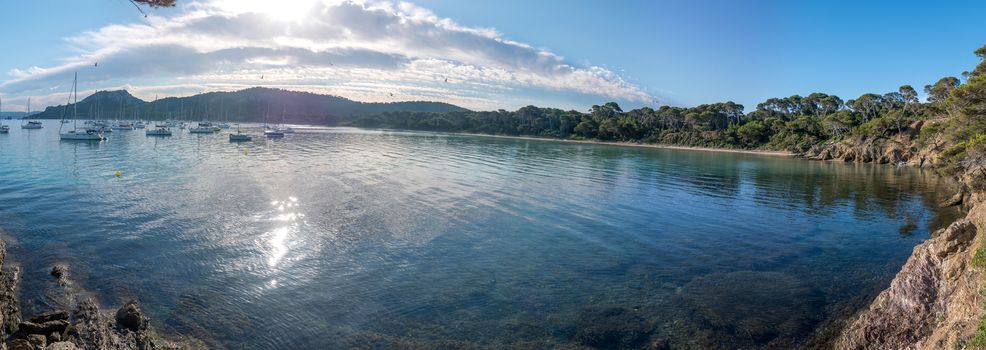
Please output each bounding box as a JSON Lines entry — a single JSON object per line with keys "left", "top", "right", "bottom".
{"left": 353, "top": 44, "right": 986, "bottom": 179}
{"left": 29, "top": 87, "right": 467, "bottom": 124}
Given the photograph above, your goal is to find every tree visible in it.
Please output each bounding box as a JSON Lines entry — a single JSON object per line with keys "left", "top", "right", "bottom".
{"left": 736, "top": 120, "right": 769, "bottom": 147}
{"left": 850, "top": 93, "right": 883, "bottom": 122}
{"left": 890, "top": 85, "right": 919, "bottom": 134}
{"left": 949, "top": 46, "right": 986, "bottom": 137}
{"left": 574, "top": 120, "right": 597, "bottom": 138}
{"left": 924, "top": 77, "right": 961, "bottom": 116}
{"left": 133, "top": 0, "right": 176, "bottom": 7}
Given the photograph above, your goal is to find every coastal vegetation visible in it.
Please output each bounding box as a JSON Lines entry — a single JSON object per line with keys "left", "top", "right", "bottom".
{"left": 354, "top": 45, "right": 986, "bottom": 174}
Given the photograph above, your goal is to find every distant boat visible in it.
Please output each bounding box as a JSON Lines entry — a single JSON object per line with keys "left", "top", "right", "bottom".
{"left": 0, "top": 98, "right": 8, "bottom": 134}
{"left": 145, "top": 125, "right": 172, "bottom": 136}
{"left": 144, "top": 99, "right": 167, "bottom": 136}
{"left": 189, "top": 121, "right": 216, "bottom": 133}
{"left": 263, "top": 103, "right": 284, "bottom": 138}
{"left": 272, "top": 105, "right": 294, "bottom": 134}
{"left": 229, "top": 124, "right": 252, "bottom": 142}
{"left": 21, "top": 120, "right": 42, "bottom": 129}
{"left": 135, "top": 121, "right": 146, "bottom": 129}
{"left": 112, "top": 121, "right": 135, "bottom": 130}
{"left": 60, "top": 72, "right": 105, "bottom": 141}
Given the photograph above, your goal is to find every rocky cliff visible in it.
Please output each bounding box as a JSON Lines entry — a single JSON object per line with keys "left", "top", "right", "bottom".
{"left": 834, "top": 208, "right": 984, "bottom": 349}
{"left": 803, "top": 130, "right": 986, "bottom": 349}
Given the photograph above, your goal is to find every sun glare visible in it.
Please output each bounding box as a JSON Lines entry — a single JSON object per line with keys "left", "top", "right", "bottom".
{"left": 226, "top": 0, "right": 320, "bottom": 21}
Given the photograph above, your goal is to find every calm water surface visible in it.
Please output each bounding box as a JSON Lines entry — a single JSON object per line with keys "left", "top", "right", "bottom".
{"left": 0, "top": 124, "right": 959, "bottom": 349}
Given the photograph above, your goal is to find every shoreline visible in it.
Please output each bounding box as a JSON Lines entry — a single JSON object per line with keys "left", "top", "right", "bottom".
{"left": 445, "top": 132, "right": 795, "bottom": 156}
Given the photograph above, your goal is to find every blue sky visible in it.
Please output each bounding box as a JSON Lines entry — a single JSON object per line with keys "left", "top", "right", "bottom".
{"left": 0, "top": 0, "right": 984, "bottom": 112}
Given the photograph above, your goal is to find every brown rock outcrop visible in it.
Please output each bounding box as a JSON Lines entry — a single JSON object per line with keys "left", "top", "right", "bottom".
{"left": 833, "top": 210, "right": 986, "bottom": 349}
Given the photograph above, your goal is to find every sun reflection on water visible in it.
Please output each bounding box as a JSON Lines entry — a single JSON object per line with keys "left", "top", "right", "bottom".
{"left": 268, "top": 227, "right": 290, "bottom": 267}
{"left": 265, "top": 197, "right": 304, "bottom": 269}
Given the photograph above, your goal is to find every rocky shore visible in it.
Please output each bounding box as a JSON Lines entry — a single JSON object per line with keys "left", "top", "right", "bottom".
{"left": 0, "top": 240, "right": 204, "bottom": 350}
{"left": 801, "top": 130, "right": 986, "bottom": 349}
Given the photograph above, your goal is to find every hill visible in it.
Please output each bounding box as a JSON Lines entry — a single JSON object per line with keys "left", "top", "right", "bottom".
{"left": 0, "top": 112, "right": 32, "bottom": 119}
{"left": 29, "top": 87, "right": 468, "bottom": 125}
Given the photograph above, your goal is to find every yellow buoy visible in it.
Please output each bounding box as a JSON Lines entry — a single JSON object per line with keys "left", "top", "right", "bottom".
{"left": 115, "top": 170, "right": 121, "bottom": 177}
{"left": 244, "top": 150, "right": 249, "bottom": 155}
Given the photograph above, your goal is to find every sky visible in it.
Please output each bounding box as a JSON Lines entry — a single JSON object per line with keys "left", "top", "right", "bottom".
{"left": 0, "top": 0, "right": 984, "bottom": 113}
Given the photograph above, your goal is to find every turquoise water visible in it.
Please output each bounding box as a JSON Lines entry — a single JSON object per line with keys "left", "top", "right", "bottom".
{"left": 0, "top": 124, "right": 959, "bottom": 349}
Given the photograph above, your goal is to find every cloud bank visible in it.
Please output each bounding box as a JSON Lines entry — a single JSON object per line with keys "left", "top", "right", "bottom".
{"left": 1, "top": 0, "right": 654, "bottom": 111}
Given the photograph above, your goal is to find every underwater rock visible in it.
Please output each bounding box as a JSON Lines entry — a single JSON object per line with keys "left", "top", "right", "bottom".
{"left": 49, "top": 265, "right": 67, "bottom": 280}
{"left": 573, "top": 307, "right": 652, "bottom": 349}
{"left": 678, "top": 270, "right": 823, "bottom": 345}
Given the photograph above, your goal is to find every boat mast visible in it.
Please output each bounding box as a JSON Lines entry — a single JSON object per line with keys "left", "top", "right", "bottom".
{"left": 72, "top": 72, "right": 78, "bottom": 128}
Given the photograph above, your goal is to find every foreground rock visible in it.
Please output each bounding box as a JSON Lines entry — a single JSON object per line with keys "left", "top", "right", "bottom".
{"left": 833, "top": 206, "right": 985, "bottom": 349}
{"left": 0, "top": 237, "right": 205, "bottom": 349}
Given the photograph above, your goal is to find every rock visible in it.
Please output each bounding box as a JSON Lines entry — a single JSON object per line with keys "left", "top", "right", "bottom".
{"left": 648, "top": 338, "right": 670, "bottom": 350}
{"left": 114, "top": 300, "right": 147, "bottom": 332}
{"left": 17, "top": 320, "right": 68, "bottom": 335}
{"left": 48, "top": 331, "right": 61, "bottom": 343}
{"left": 28, "top": 311, "right": 68, "bottom": 324}
{"left": 27, "top": 334, "right": 46, "bottom": 349}
{"left": 941, "top": 192, "right": 963, "bottom": 207}
{"left": 937, "top": 219, "right": 977, "bottom": 258}
{"left": 44, "top": 342, "right": 77, "bottom": 350}
{"left": 9, "top": 339, "right": 32, "bottom": 350}
{"left": 49, "top": 265, "right": 67, "bottom": 280}
{"left": 834, "top": 204, "right": 986, "bottom": 349}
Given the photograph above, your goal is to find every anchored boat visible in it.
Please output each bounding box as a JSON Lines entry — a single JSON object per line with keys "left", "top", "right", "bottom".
{"left": 59, "top": 73, "right": 105, "bottom": 141}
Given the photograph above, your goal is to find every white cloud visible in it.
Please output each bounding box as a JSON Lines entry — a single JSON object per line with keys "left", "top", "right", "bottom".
{"left": 0, "top": 0, "right": 654, "bottom": 111}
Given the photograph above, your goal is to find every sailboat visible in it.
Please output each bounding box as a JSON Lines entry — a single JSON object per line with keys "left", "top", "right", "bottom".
{"left": 189, "top": 121, "right": 216, "bottom": 133}
{"left": 21, "top": 117, "right": 42, "bottom": 129}
{"left": 263, "top": 103, "right": 284, "bottom": 138}
{"left": 273, "top": 105, "right": 294, "bottom": 133}
{"left": 229, "top": 123, "right": 252, "bottom": 142}
{"left": 60, "top": 73, "right": 105, "bottom": 141}
{"left": 112, "top": 100, "right": 134, "bottom": 130}
{"left": 0, "top": 98, "right": 9, "bottom": 134}
{"left": 218, "top": 97, "right": 231, "bottom": 129}
{"left": 146, "top": 96, "right": 171, "bottom": 136}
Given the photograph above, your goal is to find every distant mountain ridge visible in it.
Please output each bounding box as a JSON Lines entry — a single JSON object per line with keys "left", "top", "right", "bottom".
{"left": 0, "top": 112, "right": 33, "bottom": 119}
{"left": 29, "top": 87, "right": 468, "bottom": 125}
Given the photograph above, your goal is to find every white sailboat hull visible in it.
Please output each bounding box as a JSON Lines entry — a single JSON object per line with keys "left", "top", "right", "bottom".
{"left": 60, "top": 130, "right": 104, "bottom": 141}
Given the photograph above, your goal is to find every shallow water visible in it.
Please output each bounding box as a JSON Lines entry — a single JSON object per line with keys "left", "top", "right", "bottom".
{"left": 0, "top": 124, "right": 960, "bottom": 349}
